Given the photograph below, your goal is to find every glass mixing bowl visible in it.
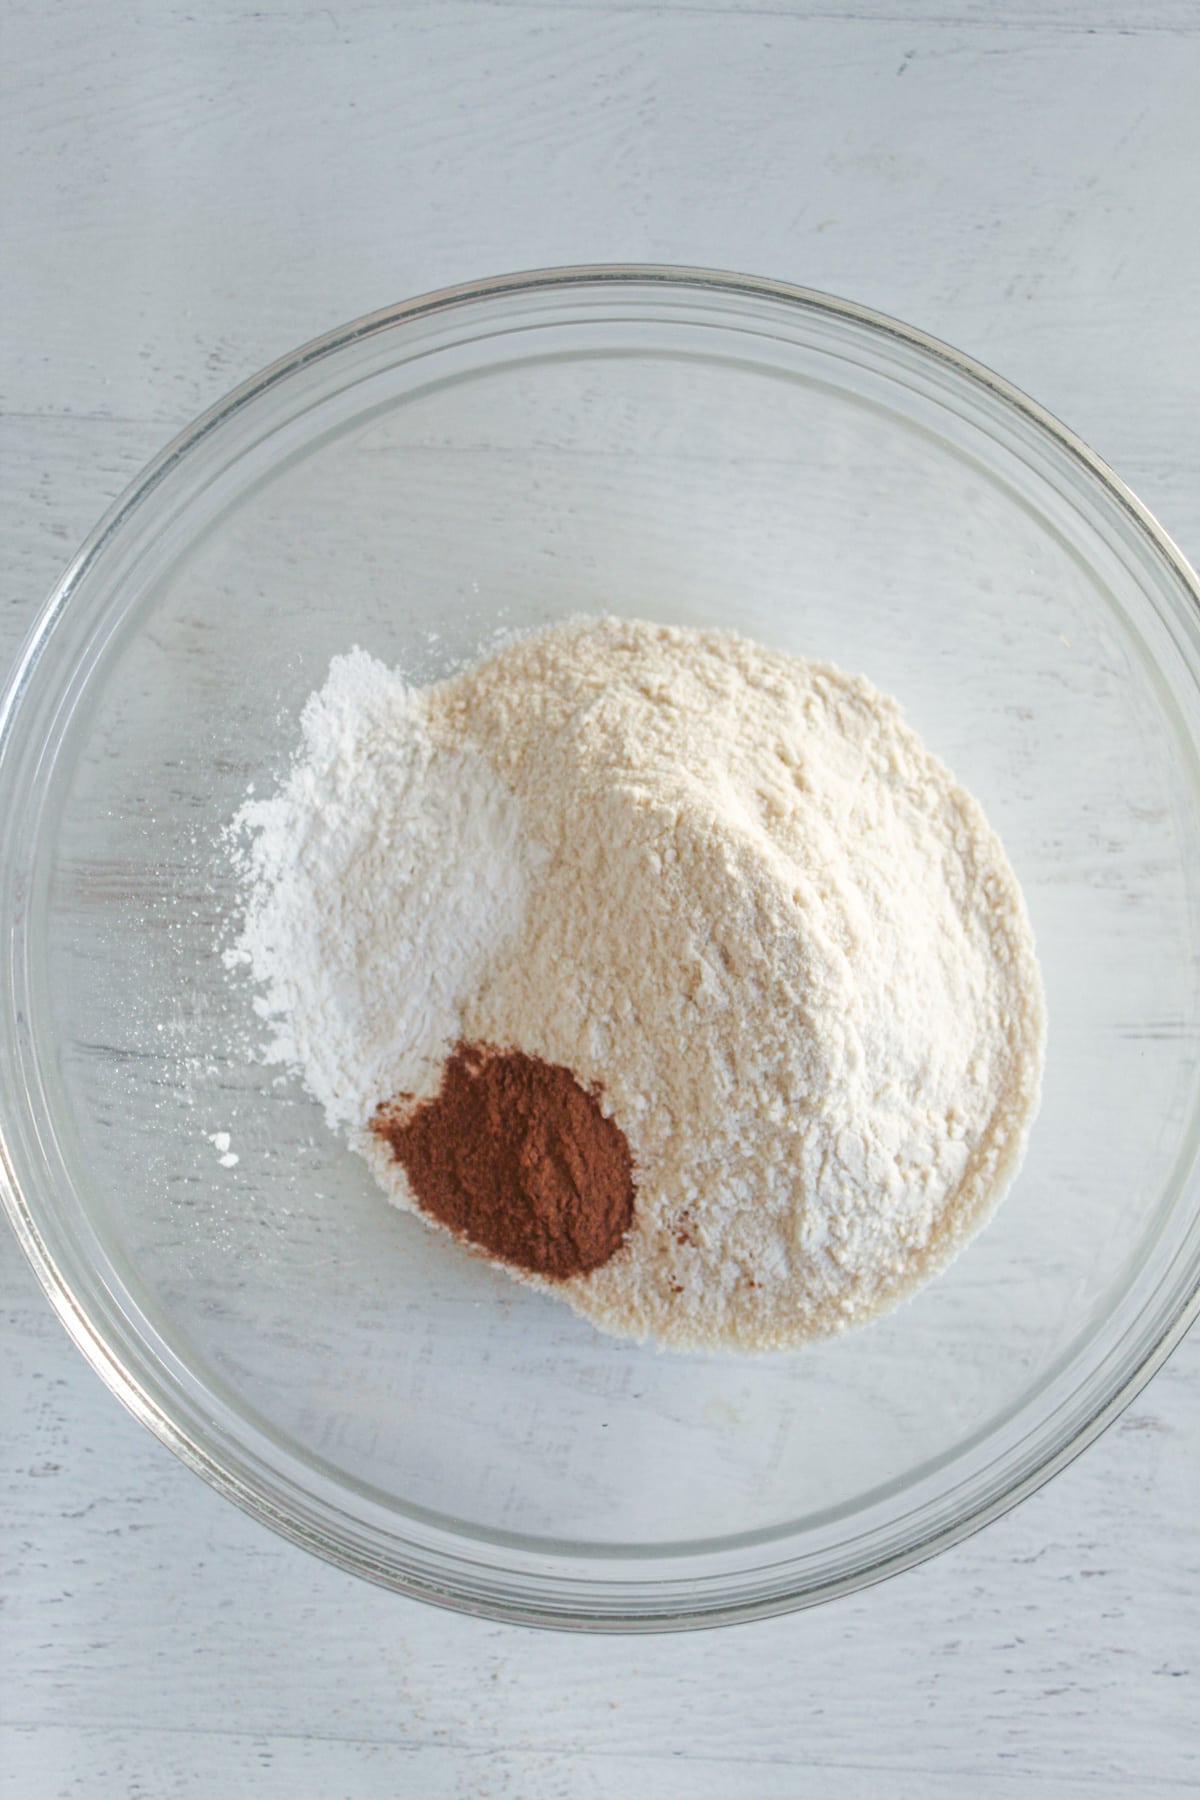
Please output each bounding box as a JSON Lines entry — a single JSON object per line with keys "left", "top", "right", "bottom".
{"left": 2, "top": 267, "right": 1199, "bottom": 1630}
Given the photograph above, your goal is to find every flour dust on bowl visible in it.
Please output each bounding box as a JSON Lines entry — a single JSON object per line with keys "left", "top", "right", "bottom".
{"left": 1, "top": 268, "right": 1199, "bottom": 1630}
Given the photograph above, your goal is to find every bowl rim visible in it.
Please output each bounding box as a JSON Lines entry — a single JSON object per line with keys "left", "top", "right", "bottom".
{"left": 2, "top": 262, "right": 1199, "bottom": 1632}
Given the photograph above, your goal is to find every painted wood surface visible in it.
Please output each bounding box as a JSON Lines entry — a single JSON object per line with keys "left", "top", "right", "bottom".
{"left": 2, "top": 3, "right": 1198, "bottom": 1794}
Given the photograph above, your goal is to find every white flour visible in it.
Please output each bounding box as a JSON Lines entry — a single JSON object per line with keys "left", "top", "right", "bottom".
{"left": 231, "top": 618, "right": 1046, "bottom": 1352}
{"left": 226, "top": 648, "right": 541, "bottom": 1130}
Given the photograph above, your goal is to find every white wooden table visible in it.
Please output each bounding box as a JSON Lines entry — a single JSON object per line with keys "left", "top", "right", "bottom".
{"left": 3, "top": 4, "right": 1198, "bottom": 1793}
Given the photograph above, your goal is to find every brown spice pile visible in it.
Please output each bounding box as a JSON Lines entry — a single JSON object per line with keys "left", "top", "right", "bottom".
{"left": 371, "top": 1041, "right": 635, "bottom": 1279}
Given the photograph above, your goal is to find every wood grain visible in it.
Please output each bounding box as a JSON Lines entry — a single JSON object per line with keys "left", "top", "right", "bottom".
{"left": 2, "top": 3, "right": 1198, "bottom": 1795}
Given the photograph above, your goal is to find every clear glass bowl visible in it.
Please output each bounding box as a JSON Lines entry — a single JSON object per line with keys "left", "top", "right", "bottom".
{"left": 2, "top": 267, "right": 1199, "bottom": 1631}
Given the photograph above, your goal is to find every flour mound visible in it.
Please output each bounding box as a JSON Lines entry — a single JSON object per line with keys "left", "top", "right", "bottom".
{"left": 234, "top": 618, "right": 1046, "bottom": 1353}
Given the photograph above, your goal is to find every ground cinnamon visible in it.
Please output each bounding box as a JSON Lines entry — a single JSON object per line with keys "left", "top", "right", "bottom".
{"left": 371, "top": 1042, "right": 635, "bottom": 1279}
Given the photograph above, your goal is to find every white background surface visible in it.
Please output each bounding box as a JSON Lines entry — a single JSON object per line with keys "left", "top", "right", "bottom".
{"left": 2, "top": 2, "right": 1198, "bottom": 1794}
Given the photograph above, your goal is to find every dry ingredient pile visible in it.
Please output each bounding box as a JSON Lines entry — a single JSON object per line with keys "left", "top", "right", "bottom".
{"left": 229, "top": 617, "right": 1046, "bottom": 1352}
